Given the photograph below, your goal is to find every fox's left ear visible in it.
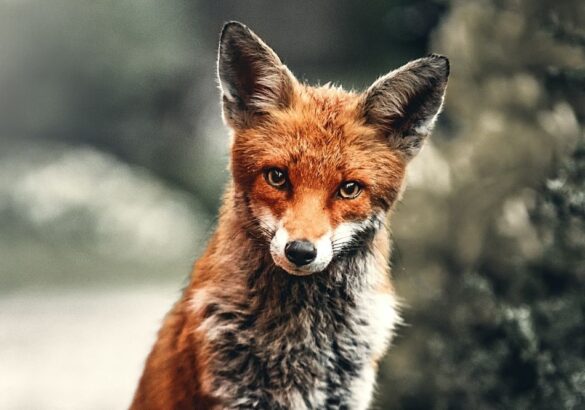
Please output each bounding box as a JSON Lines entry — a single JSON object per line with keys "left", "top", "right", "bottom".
{"left": 362, "top": 54, "right": 449, "bottom": 160}
{"left": 217, "top": 22, "right": 297, "bottom": 129}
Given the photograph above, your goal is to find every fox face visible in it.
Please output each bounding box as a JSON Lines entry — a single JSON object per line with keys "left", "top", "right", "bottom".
{"left": 218, "top": 22, "right": 449, "bottom": 276}
{"left": 230, "top": 92, "right": 406, "bottom": 276}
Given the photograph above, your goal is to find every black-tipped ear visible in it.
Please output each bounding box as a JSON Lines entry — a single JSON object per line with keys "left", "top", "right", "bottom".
{"left": 363, "top": 54, "right": 449, "bottom": 159}
{"left": 218, "top": 22, "right": 296, "bottom": 129}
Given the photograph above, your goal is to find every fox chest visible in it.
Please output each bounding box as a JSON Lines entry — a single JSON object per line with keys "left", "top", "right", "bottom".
{"left": 194, "top": 287, "right": 397, "bottom": 410}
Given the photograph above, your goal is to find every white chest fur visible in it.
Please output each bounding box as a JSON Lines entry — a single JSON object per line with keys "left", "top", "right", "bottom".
{"left": 190, "top": 258, "right": 399, "bottom": 409}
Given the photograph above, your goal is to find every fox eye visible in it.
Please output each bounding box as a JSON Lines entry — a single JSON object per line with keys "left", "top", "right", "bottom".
{"left": 338, "top": 181, "right": 362, "bottom": 199}
{"left": 265, "top": 168, "right": 287, "bottom": 189}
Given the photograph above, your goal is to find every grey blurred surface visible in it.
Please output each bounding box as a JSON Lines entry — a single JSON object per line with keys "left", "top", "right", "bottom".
{"left": 0, "top": 285, "right": 177, "bottom": 409}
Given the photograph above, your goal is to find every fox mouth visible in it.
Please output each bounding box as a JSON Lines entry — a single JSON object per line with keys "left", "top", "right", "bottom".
{"left": 251, "top": 208, "right": 385, "bottom": 276}
{"left": 269, "top": 232, "right": 333, "bottom": 276}
{"left": 269, "top": 250, "right": 330, "bottom": 276}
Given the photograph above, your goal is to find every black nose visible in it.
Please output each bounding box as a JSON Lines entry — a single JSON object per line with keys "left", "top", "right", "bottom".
{"left": 285, "top": 240, "right": 317, "bottom": 266}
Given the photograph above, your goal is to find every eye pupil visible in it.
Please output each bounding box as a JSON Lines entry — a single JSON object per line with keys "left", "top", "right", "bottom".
{"left": 339, "top": 181, "right": 361, "bottom": 199}
{"left": 266, "top": 168, "right": 287, "bottom": 188}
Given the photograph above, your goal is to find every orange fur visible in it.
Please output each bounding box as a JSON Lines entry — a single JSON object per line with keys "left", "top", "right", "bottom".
{"left": 131, "top": 84, "right": 404, "bottom": 408}
{"left": 131, "top": 21, "right": 448, "bottom": 410}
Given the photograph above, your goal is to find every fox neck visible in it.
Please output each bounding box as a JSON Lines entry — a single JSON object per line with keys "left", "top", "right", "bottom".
{"left": 190, "top": 195, "right": 393, "bottom": 333}
{"left": 189, "top": 186, "right": 395, "bottom": 407}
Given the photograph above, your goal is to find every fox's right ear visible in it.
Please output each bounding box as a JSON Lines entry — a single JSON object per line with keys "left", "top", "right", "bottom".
{"left": 218, "top": 22, "right": 296, "bottom": 129}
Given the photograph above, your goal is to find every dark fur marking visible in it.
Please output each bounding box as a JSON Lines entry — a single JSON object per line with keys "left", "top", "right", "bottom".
{"left": 201, "top": 189, "right": 387, "bottom": 408}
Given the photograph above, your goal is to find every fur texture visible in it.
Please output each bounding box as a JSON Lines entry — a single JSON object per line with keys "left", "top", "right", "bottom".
{"left": 131, "top": 21, "right": 448, "bottom": 410}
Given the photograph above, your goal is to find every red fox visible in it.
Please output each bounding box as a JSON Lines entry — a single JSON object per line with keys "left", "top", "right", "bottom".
{"left": 131, "top": 21, "right": 449, "bottom": 410}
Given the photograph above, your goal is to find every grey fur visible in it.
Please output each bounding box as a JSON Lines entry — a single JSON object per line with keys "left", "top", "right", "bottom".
{"left": 194, "top": 212, "right": 394, "bottom": 409}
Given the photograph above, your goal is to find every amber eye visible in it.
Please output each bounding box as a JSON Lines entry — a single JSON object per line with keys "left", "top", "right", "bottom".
{"left": 265, "top": 168, "right": 287, "bottom": 189}
{"left": 338, "top": 181, "right": 362, "bottom": 199}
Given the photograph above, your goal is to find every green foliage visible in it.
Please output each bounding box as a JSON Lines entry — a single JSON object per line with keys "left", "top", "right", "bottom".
{"left": 383, "top": 140, "right": 585, "bottom": 409}
{"left": 377, "top": 0, "right": 585, "bottom": 408}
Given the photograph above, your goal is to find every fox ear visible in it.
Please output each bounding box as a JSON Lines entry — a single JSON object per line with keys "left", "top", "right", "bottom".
{"left": 363, "top": 55, "right": 449, "bottom": 160}
{"left": 218, "top": 22, "right": 296, "bottom": 128}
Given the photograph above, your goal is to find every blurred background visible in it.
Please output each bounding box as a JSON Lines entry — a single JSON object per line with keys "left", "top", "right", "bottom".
{"left": 0, "top": 0, "right": 583, "bottom": 408}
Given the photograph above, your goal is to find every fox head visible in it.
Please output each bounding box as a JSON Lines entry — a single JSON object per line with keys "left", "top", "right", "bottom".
{"left": 217, "top": 22, "right": 449, "bottom": 276}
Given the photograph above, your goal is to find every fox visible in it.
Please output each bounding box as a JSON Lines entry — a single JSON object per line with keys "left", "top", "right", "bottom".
{"left": 131, "top": 21, "right": 449, "bottom": 410}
